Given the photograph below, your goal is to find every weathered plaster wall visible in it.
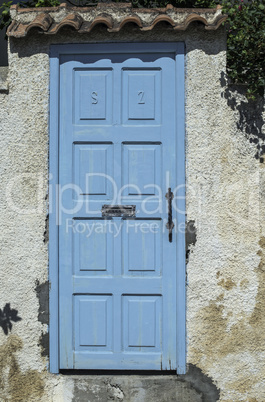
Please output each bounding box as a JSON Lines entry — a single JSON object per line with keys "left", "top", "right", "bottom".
{"left": 0, "top": 22, "right": 264, "bottom": 401}
{"left": 185, "top": 43, "right": 265, "bottom": 401}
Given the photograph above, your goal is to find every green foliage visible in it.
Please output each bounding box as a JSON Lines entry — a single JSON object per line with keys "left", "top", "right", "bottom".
{"left": 131, "top": 0, "right": 216, "bottom": 7}
{"left": 23, "top": 0, "right": 60, "bottom": 6}
{"left": 0, "top": 0, "right": 60, "bottom": 36}
{"left": 221, "top": 0, "right": 265, "bottom": 99}
{"left": 0, "top": 1, "right": 12, "bottom": 31}
{"left": 1, "top": 0, "right": 265, "bottom": 99}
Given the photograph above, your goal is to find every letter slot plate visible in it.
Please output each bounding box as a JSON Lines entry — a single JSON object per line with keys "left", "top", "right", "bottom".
{"left": 101, "top": 205, "right": 136, "bottom": 217}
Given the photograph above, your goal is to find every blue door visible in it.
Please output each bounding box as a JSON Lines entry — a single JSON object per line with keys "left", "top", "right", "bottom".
{"left": 57, "top": 43, "right": 185, "bottom": 371}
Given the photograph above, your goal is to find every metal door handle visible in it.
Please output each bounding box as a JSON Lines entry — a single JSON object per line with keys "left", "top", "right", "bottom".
{"left": 165, "top": 188, "right": 174, "bottom": 243}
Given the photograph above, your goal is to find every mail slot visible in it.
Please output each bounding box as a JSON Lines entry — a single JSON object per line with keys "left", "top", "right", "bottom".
{"left": 101, "top": 205, "right": 136, "bottom": 217}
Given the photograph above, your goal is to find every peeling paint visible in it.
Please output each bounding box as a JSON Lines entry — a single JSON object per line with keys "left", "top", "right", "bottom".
{"left": 217, "top": 278, "right": 236, "bottom": 290}
{"left": 192, "top": 296, "right": 254, "bottom": 360}
{"left": 186, "top": 220, "right": 197, "bottom": 262}
{"left": 190, "top": 239, "right": 265, "bottom": 397}
{"left": 249, "top": 237, "right": 265, "bottom": 327}
{"left": 35, "top": 280, "right": 49, "bottom": 325}
{"left": 38, "top": 331, "right": 49, "bottom": 358}
{"left": 240, "top": 279, "right": 249, "bottom": 288}
{"left": 44, "top": 213, "right": 49, "bottom": 244}
{"left": 35, "top": 281, "right": 49, "bottom": 358}
{"left": 0, "top": 335, "right": 44, "bottom": 401}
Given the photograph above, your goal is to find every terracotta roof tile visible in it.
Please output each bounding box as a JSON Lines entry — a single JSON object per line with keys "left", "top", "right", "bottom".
{"left": 48, "top": 12, "right": 83, "bottom": 34}
{"left": 7, "top": 2, "right": 227, "bottom": 38}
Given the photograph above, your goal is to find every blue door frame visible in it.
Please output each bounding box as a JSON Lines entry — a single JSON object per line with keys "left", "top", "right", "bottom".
{"left": 49, "top": 42, "right": 186, "bottom": 374}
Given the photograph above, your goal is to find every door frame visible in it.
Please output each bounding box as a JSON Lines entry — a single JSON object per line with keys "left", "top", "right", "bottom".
{"left": 49, "top": 42, "right": 186, "bottom": 374}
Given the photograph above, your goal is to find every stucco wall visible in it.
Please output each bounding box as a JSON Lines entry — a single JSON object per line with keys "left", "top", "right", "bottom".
{"left": 0, "top": 22, "right": 264, "bottom": 401}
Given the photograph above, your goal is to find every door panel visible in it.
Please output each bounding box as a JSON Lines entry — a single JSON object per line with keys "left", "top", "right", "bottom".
{"left": 123, "top": 295, "right": 162, "bottom": 352}
{"left": 58, "top": 43, "right": 185, "bottom": 370}
{"left": 74, "top": 68, "right": 113, "bottom": 124}
{"left": 73, "top": 143, "right": 114, "bottom": 199}
{"left": 74, "top": 294, "right": 113, "bottom": 351}
{"left": 122, "top": 69, "right": 161, "bottom": 123}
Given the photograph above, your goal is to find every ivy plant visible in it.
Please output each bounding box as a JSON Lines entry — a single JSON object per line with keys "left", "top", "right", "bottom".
{"left": 221, "top": 0, "right": 265, "bottom": 99}
{"left": 130, "top": 0, "right": 216, "bottom": 7}
{"left": 1, "top": 0, "right": 265, "bottom": 99}
{"left": 0, "top": 0, "right": 60, "bottom": 32}
{"left": 0, "top": 1, "right": 12, "bottom": 31}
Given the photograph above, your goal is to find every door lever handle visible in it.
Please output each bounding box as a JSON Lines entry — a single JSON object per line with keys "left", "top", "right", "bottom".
{"left": 165, "top": 187, "right": 174, "bottom": 243}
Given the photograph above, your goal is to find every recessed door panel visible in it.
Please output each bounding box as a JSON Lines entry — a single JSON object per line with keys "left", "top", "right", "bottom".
{"left": 73, "top": 219, "right": 114, "bottom": 275}
{"left": 74, "top": 68, "right": 113, "bottom": 124}
{"left": 122, "top": 144, "right": 161, "bottom": 197}
{"left": 122, "top": 219, "right": 161, "bottom": 276}
{"left": 122, "top": 295, "right": 162, "bottom": 352}
{"left": 73, "top": 143, "right": 113, "bottom": 200}
{"left": 122, "top": 69, "right": 161, "bottom": 124}
{"left": 74, "top": 295, "right": 113, "bottom": 351}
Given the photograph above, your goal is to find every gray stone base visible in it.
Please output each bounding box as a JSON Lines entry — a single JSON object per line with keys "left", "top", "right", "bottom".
{"left": 71, "top": 375, "right": 202, "bottom": 402}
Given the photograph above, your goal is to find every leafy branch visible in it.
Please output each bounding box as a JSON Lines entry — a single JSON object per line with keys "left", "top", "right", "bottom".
{"left": 221, "top": 0, "right": 265, "bottom": 99}
{"left": 0, "top": 1, "right": 12, "bottom": 31}
{"left": 0, "top": 0, "right": 60, "bottom": 29}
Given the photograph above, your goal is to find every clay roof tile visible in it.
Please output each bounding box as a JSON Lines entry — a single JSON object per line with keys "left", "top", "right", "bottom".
{"left": 7, "top": 3, "right": 227, "bottom": 38}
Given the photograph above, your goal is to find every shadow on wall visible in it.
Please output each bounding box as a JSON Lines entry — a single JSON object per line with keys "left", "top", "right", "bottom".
{"left": 0, "top": 303, "right": 21, "bottom": 335}
{"left": 220, "top": 72, "right": 265, "bottom": 162}
{"left": 0, "top": 28, "right": 7, "bottom": 66}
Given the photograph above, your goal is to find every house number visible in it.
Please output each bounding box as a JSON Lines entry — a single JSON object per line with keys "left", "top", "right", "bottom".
{"left": 92, "top": 91, "right": 98, "bottom": 104}
{"left": 138, "top": 91, "right": 145, "bottom": 104}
